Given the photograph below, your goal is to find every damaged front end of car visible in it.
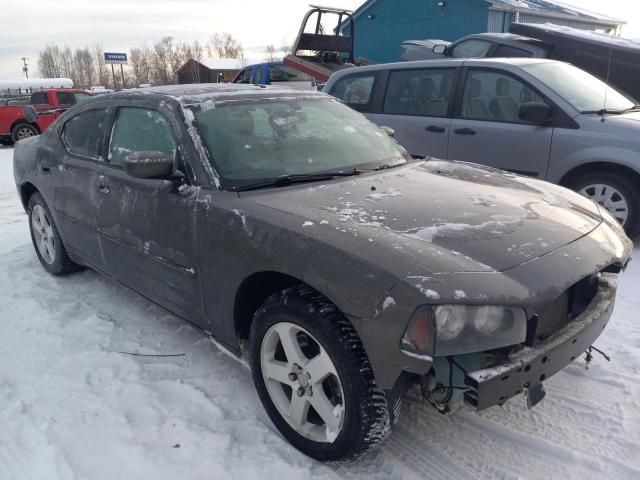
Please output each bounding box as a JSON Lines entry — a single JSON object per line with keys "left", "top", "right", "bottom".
{"left": 394, "top": 219, "right": 632, "bottom": 414}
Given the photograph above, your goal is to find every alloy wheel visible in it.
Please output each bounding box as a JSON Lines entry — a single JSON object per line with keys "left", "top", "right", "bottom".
{"left": 260, "top": 321, "right": 345, "bottom": 443}
{"left": 31, "top": 204, "right": 56, "bottom": 264}
{"left": 17, "top": 127, "right": 36, "bottom": 140}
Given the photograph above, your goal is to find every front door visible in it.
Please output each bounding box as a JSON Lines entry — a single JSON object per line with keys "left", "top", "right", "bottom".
{"left": 95, "top": 104, "right": 205, "bottom": 325}
{"left": 367, "top": 67, "right": 456, "bottom": 158}
{"left": 448, "top": 68, "right": 553, "bottom": 177}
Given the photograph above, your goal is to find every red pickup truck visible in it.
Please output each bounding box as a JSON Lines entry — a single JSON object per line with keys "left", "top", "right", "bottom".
{"left": 0, "top": 89, "right": 90, "bottom": 145}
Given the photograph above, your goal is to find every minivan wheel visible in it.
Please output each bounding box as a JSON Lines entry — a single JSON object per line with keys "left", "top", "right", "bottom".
{"left": 28, "top": 192, "right": 80, "bottom": 275}
{"left": 11, "top": 123, "right": 38, "bottom": 143}
{"left": 249, "top": 285, "right": 391, "bottom": 462}
{"left": 570, "top": 171, "right": 639, "bottom": 236}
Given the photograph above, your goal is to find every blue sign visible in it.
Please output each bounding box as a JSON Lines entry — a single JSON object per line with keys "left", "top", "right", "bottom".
{"left": 104, "top": 52, "right": 128, "bottom": 64}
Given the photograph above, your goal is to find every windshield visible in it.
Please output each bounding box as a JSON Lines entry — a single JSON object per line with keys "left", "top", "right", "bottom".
{"left": 521, "top": 62, "right": 634, "bottom": 113}
{"left": 190, "top": 97, "right": 410, "bottom": 189}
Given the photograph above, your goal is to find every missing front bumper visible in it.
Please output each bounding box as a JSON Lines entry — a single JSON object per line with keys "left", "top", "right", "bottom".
{"left": 464, "top": 275, "right": 618, "bottom": 411}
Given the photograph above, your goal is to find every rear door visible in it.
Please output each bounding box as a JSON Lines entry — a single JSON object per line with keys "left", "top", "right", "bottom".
{"left": 447, "top": 67, "right": 553, "bottom": 177}
{"left": 95, "top": 102, "right": 206, "bottom": 324}
{"left": 367, "top": 67, "right": 457, "bottom": 158}
{"left": 54, "top": 106, "right": 109, "bottom": 268}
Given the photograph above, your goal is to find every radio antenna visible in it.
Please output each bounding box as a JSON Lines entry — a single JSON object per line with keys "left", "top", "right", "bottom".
{"left": 601, "top": 30, "right": 615, "bottom": 122}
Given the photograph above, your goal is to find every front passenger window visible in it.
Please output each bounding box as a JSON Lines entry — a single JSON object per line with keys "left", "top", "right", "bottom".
{"left": 109, "top": 108, "right": 177, "bottom": 167}
{"left": 461, "top": 70, "right": 545, "bottom": 123}
{"left": 451, "top": 39, "right": 492, "bottom": 58}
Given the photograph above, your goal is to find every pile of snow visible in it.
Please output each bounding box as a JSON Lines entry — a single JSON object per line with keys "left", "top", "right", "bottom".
{"left": 0, "top": 146, "right": 639, "bottom": 479}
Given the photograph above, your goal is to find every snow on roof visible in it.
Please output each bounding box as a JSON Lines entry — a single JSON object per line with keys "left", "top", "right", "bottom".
{"left": 197, "top": 58, "right": 266, "bottom": 71}
{"left": 352, "top": 0, "right": 622, "bottom": 25}
{"left": 489, "top": 0, "right": 622, "bottom": 23}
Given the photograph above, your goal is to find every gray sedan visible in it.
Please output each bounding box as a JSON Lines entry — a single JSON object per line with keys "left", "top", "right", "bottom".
{"left": 324, "top": 58, "right": 640, "bottom": 235}
{"left": 13, "top": 84, "right": 632, "bottom": 461}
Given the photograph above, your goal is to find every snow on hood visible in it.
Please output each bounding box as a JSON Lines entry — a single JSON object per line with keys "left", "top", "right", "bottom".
{"left": 243, "top": 160, "right": 602, "bottom": 274}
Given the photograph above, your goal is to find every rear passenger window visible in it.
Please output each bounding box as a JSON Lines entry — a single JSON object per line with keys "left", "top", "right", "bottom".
{"left": 384, "top": 69, "right": 454, "bottom": 117}
{"left": 62, "top": 109, "right": 107, "bottom": 159}
{"left": 108, "top": 107, "right": 177, "bottom": 167}
{"left": 30, "top": 92, "right": 48, "bottom": 105}
{"left": 329, "top": 74, "right": 377, "bottom": 109}
{"left": 493, "top": 45, "right": 533, "bottom": 58}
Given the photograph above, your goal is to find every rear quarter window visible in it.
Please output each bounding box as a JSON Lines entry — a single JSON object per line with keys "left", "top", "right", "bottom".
{"left": 328, "top": 73, "right": 378, "bottom": 111}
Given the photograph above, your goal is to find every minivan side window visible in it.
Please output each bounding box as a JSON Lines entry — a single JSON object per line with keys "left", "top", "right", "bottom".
{"left": 62, "top": 109, "right": 107, "bottom": 159}
{"left": 451, "top": 39, "right": 493, "bottom": 58}
{"left": 383, "top": 69, "right": 454, "bottom": 117}
{"left": 461, "top": 70, "right": 546, "bottom": 123}
{"left": 109, "top": 107, "right": 177, "bottom": 167}
{"left": 329, "top": 74, "right": 377, "bottom": 109}
{"left": 254, "top": 65, "right": 264, "bottom": 84}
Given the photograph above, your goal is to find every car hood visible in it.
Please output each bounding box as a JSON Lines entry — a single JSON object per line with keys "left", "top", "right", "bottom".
{"left": 242, "top": 160, "right": 603, "bottom": 274}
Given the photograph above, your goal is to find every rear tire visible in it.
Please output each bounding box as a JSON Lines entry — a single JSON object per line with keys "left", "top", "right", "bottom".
{"left": 569, "top": 171, "right": 639, "bottom": 237}
{"left": 249, "top": 285, "right": 391, "bottom": 462}
{"left": 28, "top": 192, "right": 81, "bottom": 275}
{"left": 11, "top": 123, "right": 38, "bottom": 143}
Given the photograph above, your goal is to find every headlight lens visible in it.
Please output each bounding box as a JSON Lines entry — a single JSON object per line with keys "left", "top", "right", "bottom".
{"left": 401, "top": 305, "right": 527, "bottom": 356}
{"left": 434, "top": 306, "right": 465, "bottom": 340}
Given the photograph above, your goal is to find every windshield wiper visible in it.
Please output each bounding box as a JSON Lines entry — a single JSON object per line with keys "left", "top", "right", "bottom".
{"left": 233, "top": 169, "right": 361, "bottom": 192}
{"left": 581, "top": 108, "right": 626, "bottom": 115}
{"left": 356, "top": 162, "right": 408, "bottom": 172}
{"left": 622, "top": 105, "right": 640, "bottom": 113}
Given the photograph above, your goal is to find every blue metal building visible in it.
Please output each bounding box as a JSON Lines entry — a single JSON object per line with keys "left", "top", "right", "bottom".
{"left": 342, "top": 0, "right": 624, "bottom": 63}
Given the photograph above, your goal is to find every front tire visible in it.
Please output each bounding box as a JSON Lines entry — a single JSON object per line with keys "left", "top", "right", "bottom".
{"left": 11, "top": 123, "right": 38, "bottom": 143}
{"left": 569, "top": 171, "right": 639, "bottom": 237}
{"left": 28, "top": 192, "right": 80, "bottom": 275}
{"left": 249, "top": 285, "right": 391, "bottom": 462}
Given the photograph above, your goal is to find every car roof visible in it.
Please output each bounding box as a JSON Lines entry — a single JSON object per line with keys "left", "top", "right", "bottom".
{"left": 102, "top": 83, "right": 326, "bottom": 104}
{"left": 328, "top": 57, "right": 560, "bottom": 76}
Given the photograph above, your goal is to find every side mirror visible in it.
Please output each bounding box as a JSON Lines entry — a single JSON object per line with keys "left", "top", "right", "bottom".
{"left": 432, "top": 44, "right": 448, "bottom": 55}
{"left": 380, "top": 126, "right": 395, "bottom": 138}
{"left": 123, "top": 151, "right": 174, "bottom": 179}
{"left": 519, "top": 102, "right": 553, "bottom": 124}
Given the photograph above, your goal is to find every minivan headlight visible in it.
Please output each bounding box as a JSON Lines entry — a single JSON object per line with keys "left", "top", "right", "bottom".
{"left": 401, "top": 305, "right": 527, "bottom": 357}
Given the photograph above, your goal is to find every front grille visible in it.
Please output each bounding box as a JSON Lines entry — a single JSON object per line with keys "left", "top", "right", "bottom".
{"left": 525, "top": 273, "right": 599, "bottom": 346}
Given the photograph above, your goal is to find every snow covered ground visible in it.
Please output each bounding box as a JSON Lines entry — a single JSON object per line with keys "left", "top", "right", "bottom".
{"left": 1, "top": 145, "right": 639, "bottom": 480}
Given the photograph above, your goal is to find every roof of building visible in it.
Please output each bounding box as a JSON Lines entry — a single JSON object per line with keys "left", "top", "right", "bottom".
{"left": 176, "top": 58, "right": 265, "bottom": 74}
{"left": 350, "top": 0, "right": 623, "bottom": 25}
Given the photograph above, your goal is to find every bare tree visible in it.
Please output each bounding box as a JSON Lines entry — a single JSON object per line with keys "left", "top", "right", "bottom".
{"left": 281, "top": 38, "right": 292, "bottom": 56}
{"left": 208, "top": 33, "right": 244, "bottom": 59}
{"left": 130, "top": 46, "right": 153, "bottom": 85}
{"left": 264, "top": 44, "right": 277, "bottom": 62}
{"left": 93, "top": 44, "right": 109, "bottom": 86}
{"left": 38, "top": 45, "right": 63, "bottom": 78}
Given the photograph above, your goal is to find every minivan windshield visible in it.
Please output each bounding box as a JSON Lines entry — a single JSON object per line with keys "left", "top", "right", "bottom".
{"left": 521, "top": 62, "right": 635, "bottom": 113}
{"left": 190, "top": 96, "right": 410, "bottom": 189}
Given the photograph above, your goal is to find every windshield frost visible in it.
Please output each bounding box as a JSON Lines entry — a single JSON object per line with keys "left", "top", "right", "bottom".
{"left": 522, "top": 62, "right": 634, "bottom": 113}
{"left": 190, "top": 97, "right": 409, "bottom": 187}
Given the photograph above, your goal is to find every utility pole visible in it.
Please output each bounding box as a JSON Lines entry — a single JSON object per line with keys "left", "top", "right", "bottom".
{"left": 21, "top": 57, "right": 29, "bottom": 78}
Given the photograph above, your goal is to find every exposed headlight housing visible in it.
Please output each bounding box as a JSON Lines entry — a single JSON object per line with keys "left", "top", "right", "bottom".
{"left": 401, "top": 305, "right": 527, "bottom": 357}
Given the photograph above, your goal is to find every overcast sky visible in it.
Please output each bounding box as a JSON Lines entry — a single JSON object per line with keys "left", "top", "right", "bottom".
{"left": 0, "top": 0, "right": 637, "bottom": 79}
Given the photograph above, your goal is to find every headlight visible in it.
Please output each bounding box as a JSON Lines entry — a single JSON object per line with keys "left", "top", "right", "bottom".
{"left": 401, "top": 305, "right": 527, "bottom": 357}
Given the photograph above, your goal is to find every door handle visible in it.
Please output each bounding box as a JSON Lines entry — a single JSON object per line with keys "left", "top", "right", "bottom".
{"left": 97, "top": 175, "right": 110, "bottom": 194}
{"left": 454, "top": 128, "right": 476, "bottom": 135}
{"left": 40, "top": 166, "right": 50, "bottom": 173}
{"left": 425, "top": 125, "right": 446, "bottom": 133}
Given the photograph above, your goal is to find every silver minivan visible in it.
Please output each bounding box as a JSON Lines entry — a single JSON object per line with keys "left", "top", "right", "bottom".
{"left": 324, "top": 58, "right": 640, "bottom": 235}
